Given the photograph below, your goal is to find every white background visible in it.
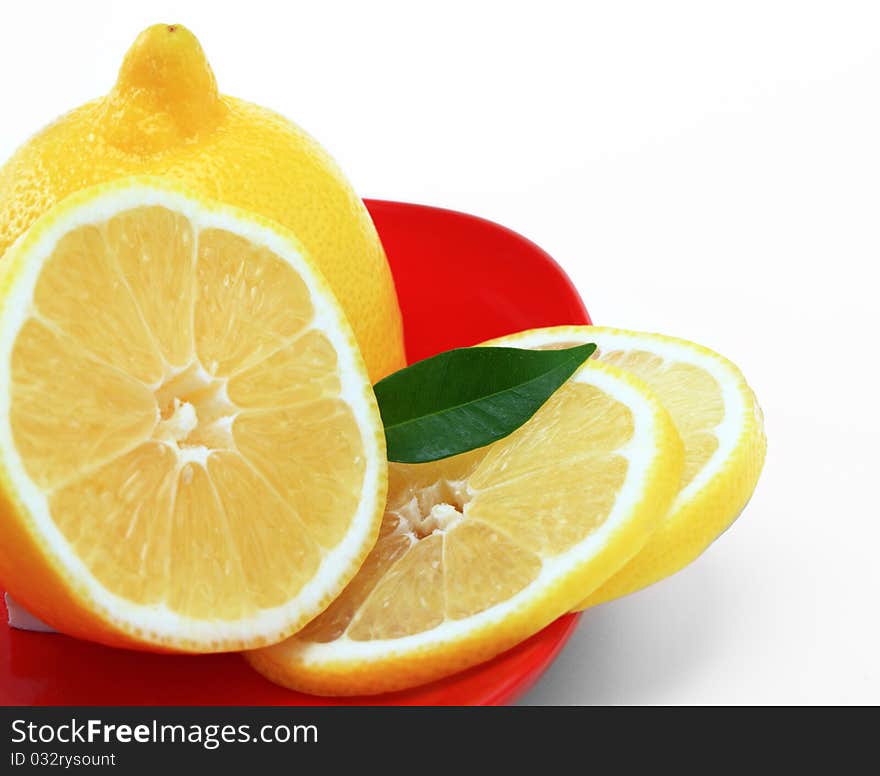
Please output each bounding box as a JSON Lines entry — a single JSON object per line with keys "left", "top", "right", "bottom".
{"left": 1, "top": 1, "right": 876, "bottom": 704}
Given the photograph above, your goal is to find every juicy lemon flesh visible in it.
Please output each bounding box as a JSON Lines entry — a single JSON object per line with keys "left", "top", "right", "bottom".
{"left": 595, "top": 348, "right": 723, "bottom": 489}
{"left": 297, "top": 380, "right": 632, "bottom": 644}
{"left": 9, "top": 205, "right": 366, "bottom": 621}
{"left": 536, "top": 342, "right": 725, "bottom": 489}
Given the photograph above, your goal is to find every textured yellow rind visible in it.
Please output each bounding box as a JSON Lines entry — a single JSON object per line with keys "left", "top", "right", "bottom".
{"left": 0, "top": 24, "right": 405, "bottom": 381}
{"left": 484, "top": 326, "right": 767, "bottom": 609}
{"left": 0, "top": 178, "right": 388, "bottom": 653}
{"left": 246, "top": 361, "right": 684, "bottom": 696}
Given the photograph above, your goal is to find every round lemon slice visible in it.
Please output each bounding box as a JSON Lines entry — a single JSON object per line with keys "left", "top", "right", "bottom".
{"left": 487, "top": 326, "right": 766, "bottom": 607}
{"left": 247, "top": 360, "right": 683, "bottom": 696}
{"left": 0, "top": 180, "right": 387, "bottom": 652}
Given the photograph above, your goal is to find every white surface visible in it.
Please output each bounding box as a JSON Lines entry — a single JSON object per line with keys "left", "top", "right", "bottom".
{"left": 0, "top": 1, "right": 876, "bottom": 705}
{"left": 5, "top": 594, "right": 55, "bottom": 633}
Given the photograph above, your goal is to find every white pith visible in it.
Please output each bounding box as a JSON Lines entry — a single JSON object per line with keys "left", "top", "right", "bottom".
{"left": 0, "top": 183, "right": 385, "bottom": 646}
{"left": 268, "top": 361, "right": 664, "bottom": 666}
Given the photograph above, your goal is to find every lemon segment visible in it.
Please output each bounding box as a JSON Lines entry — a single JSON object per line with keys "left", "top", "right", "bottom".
{"left": 104, "top": 206, "right": 197, "bottom": 367}
{"left": 247, "top": 361, "right": 683, "bottom": 696}
{"left": 0, "top": 180, "right": 387, "bottom": 652}
{"left": 485, "top": 326, "right": 766, "bottom": 607}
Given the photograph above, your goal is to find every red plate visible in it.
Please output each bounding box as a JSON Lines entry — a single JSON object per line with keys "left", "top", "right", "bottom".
{"left": 0, "top": 199, "right": 591, "bottom": 706}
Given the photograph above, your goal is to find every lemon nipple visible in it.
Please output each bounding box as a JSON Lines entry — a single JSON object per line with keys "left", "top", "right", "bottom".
{"left": 102, "top": 23, "right": 226, "bottom": 151}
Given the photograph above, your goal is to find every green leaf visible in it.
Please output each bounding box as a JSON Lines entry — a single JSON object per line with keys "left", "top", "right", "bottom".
{"left": 374, "top": 343, "right": 596, "bottom": 463}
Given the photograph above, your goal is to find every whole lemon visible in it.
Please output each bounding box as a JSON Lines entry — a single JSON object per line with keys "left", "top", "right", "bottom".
{"left": 0, "top": 23, "right": 405, "bottom": 381}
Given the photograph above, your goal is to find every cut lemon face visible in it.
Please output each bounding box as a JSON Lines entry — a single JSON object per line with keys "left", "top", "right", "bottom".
{"left": 0, "top": 180, "right": 387, "bottom": 652}
{"left": 247, "top": 360, "right": 683, "bottom": 696}
{"left": 486, "top": 327, "right": 766, "bottom": 608}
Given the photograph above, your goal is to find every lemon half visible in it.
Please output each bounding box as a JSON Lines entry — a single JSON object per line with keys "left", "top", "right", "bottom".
{"left": 0, "top": 180, "right": 387, "bottom": 652}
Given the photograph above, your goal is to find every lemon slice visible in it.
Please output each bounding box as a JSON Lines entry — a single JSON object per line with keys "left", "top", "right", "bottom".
{"left": 487, "top": 327, "right": 766, "bottom": 607}
{"left": 247, "top": 360, "right": 683, "bottom": 695}
{"left": 0, "top": 180, "right": 387, "bottom": 652}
